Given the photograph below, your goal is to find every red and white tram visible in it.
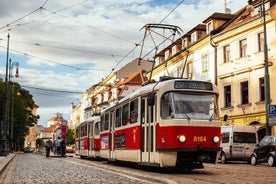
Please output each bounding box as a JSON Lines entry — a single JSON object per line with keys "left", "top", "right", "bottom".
{"left": 98, "top": 77, "right": 221, "bottom": 169}
{"left": 75, "top": 116, "right": 101, "bottom": 158}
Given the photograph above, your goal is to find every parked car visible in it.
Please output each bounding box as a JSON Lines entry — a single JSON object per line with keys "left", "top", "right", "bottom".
{"left": 250, "top": 136, "right": 276, "bottom": 167}
{"left": 66, "top": 146, "right": 74, "bottom": 153}
{"left": 220, "top": 125, "right": 258, "bottom": 164}
{"left": 24, "top": 147, "right": 33, "bottom": 153}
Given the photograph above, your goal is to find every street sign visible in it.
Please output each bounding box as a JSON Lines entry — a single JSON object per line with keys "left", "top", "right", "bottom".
{"left": 269, "top": 105, "right": 276, "bottom": 116}
{"left": 269, "top": 117, "right": 276, "bottom": 126}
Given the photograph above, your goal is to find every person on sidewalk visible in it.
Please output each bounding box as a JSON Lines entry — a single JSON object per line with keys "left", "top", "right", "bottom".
{"left": 45, "top": 139, "right": 53, "bottom": 158}
{"left": 60, "top": 137, "right": 66, "bottom": 157}
{"left": 55, "top": 137, "right": 61, "bottom": 155}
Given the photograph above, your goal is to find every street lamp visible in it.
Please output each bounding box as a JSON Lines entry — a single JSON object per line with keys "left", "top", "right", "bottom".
{"left": 247, "top": 0, "right": 271, "bottom": 135}
{"left": 9, "top": 60, "right": 19, "bottom": 152}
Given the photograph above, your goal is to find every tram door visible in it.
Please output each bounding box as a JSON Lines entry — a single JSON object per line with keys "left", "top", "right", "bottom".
{"left": 141, "top": 94, "right": 155, "bottom": 163}
{"left": 88, "top": 123, "right": 92, "bottom": 157}
{"left": 110, "top": 111, "right": 115, "bottom": 159}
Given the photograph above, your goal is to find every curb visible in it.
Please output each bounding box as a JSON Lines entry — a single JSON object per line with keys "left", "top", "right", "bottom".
{"left": 0, "top": 153, "right": 16, "bottom": 175}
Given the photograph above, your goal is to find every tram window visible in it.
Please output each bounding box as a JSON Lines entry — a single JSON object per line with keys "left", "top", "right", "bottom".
{"left": 115, "top": 107, "right": 122, "bottom": 127}
{"left": 100, "top": 115, "right": 105, "bottom": 131}
{"left": 130, "top": 99, "right": 138, "bottom": 124}
{"left": 104, "top": 114, "right": 109, "bottom": 130}
{"left": 81, "top": 125, "right": 87, "bottom": 136}
{"left": 141, "top": 98, "right": 146, "bottom": 124}
{"left": 122, "top": 103, "right": 129, "bottom": 126}
{"left": 94, "top": 122, "right": 100, "bottom": 135}
{"left": 76, "top": 128, "right": 79, "bottom": 138}
{"left": 161, "top": 93, "right": 173, "bottom": 119}
{"left": 88, "top": 124, "right": 91, "bottom": 136}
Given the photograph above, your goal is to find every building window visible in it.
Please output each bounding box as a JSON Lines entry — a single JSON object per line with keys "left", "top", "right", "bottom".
{"left": 241, "top": 81, "right": 249, "bottom": 105}
{"left": 259, "top": 77, "right": 265, "bottom": 102}
{"left": 258, "top": 32, "right": 264, "bottom": 52}
{"left": 206, "top": 21, "right": 213, "bottom": 34}
{"left": 191, "top": 32, "right": 197, "bottom": 43}
{"left": 165, "top": 50, "right": 170, "bottom": 60}
{"left": 223, "top": 45, "right": 230, "bottom": 63}
{"left": 201, "top": 54, "right": 208, "bottom": 72}
{"left": 224, "top": 85, "right": 231, "bottom": 107}
{"left": 182, "top": 38, "right": 188, "bottom": 49}
{"left": 177, "top": 66, "right": 182, "bottom": 78}
{"left": 240, "top": 39, "right": 247, "bottom": 58}
{"left": 186, "top": 62, "right": 193, "bottom": 79}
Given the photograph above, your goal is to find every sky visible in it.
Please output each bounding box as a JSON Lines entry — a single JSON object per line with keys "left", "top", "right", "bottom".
{"left": 0, "top": 0, "right": 247, "bottom": 127}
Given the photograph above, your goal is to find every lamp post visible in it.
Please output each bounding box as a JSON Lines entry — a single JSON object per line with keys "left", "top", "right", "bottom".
{"left": 8, "top": 60, "right": 19, "bottom": 152}
{"left": 247, "top": 0, "right": 271, "bottom": 135}
{"left": 260, "top": 0, "right": 271, "bottom": 136}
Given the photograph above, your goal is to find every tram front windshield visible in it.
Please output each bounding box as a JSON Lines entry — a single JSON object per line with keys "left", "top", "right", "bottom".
{"left": 161, "top": 92, "right": 219, "bottom": 120}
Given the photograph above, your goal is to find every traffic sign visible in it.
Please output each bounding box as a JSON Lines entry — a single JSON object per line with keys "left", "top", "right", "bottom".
{"left": 269, "top": 105, "right": 276, "bottom": 116}
{"left": 269, "top": 117, "right": 276, "bottom": 126}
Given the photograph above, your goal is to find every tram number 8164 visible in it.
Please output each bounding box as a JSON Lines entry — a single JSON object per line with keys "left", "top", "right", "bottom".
{"left": 193, "top": 136, "right": 207, "bottom": 142}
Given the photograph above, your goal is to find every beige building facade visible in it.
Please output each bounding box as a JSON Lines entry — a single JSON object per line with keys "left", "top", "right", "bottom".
{"left": 212, "top": 0, "right": 276, "bottom": 138}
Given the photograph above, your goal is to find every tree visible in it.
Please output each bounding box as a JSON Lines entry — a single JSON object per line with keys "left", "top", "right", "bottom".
{"left": 66, "top": 128, "right": 75, "bottom": 145}
{"left": 0, "top": 81, "right": 39, "bottom": 150}
{"left": 36, "top": 138, "right": 43, "bottom": 148}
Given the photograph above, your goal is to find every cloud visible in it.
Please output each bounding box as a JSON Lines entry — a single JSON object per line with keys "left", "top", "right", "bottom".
{"left": 0, "top": 0, "right": 247, "bottom": 126}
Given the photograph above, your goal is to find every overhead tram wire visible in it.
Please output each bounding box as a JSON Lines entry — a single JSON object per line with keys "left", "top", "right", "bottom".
{"left": 41, "top": 8, "right": 137, "bottom": 46}
{"left": 1, "top": 0, "right": 189, "bottom": 82}
{"left": 31, "top": 42, "right": 123, "bottom": 57}
{"left": 0, "top": 0, "right": 171, "bottom": 71}
{"left": 0, "top": 45, "right": 106, "bottom": 72}
{"left": 0, "top": 0, "right": 49, "bottom": 30}
{"left": 107, "top": 44, "right": 140, "bottom": 76}
{"left": 37, "top": 1, "right": 167, "bottom": 47}
{"left": 21, "top": 85, "right": 82, "bottom": 94}
{"left": 0, "top": 0, "right": 89, "bottom": 34}
{"left": 112, "top": 0, "right": 187, "bottom": 70}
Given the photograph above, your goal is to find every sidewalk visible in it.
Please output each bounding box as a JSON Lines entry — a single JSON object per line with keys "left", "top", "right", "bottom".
{"left": 0, "top": 153, "right": 16, "bottom": 175}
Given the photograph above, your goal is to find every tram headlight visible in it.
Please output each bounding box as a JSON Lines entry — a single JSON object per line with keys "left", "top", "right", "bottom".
{"left": 178, "top": 135, "right": 186, "bottom": 143}
{"left": 213, "top": 136, "right": 220, "bottom": 143}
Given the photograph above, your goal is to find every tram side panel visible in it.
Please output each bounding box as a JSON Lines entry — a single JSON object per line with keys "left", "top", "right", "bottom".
{"left": 89, "top": 136, "right": 101, "bottom": 158}
{"left": 75, "top": 138, "right": 80, "bottom": 156}
{"left": 113, "top": 125, "right": 141, "bottom": 162}
{"left": 100, "top": 132, "right": 110, "bottom": 159}
{"left": 79, "top": 137, "right": 89, "bottom": 157}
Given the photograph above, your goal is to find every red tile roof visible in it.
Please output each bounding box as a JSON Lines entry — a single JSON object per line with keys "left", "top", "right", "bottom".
{"left": 41, "top": 123, "right": 61, "bottom": 132}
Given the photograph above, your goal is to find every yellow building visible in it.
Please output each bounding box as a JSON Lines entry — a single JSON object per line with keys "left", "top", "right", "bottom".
{"left": 24, "top": 103, "right": 39, "bottom": 150}
{"left": 212, "top": 0, "right": 276, "bottom": 138}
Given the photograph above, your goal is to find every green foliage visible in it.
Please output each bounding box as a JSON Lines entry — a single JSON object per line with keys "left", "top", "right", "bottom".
{"left": 66, "top": 128, "right": 76, "bottom": 145}
{"left": 0, "top": 81, "right": 38, "bottom": 149}
{"left": 36, "top": 138, "right": 43, "bottom": 147}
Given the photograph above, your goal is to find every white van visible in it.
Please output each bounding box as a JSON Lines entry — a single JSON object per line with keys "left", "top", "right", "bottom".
{"left": 220, "top": 125, "right": 258, "bottom": 164}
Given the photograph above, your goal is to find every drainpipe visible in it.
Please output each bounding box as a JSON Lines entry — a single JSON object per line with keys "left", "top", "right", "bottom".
{"left": 210, "top": 38, "right": 218, "bottom": 85}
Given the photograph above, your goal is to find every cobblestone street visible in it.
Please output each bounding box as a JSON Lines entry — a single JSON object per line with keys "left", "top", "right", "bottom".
{"left": 1, "top": 153, "right": 276, "bottom": 184}
{"left": 0, "top": 153, "right": 158, "bottom": 184}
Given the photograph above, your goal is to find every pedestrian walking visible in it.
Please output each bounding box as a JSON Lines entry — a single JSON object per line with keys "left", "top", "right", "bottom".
{"left": 45, "top": 139, "right": 52, "bottom": 158}
{"left": 56, "top": 137, "right": 61, "bottom": 155}
{"left": 61, "top": 137, "right": 66, "bottom": 157}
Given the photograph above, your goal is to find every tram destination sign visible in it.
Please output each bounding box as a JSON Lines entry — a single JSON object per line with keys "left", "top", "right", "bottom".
{"left": 174, "top": 81, "right": 213, "bottom": 90}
